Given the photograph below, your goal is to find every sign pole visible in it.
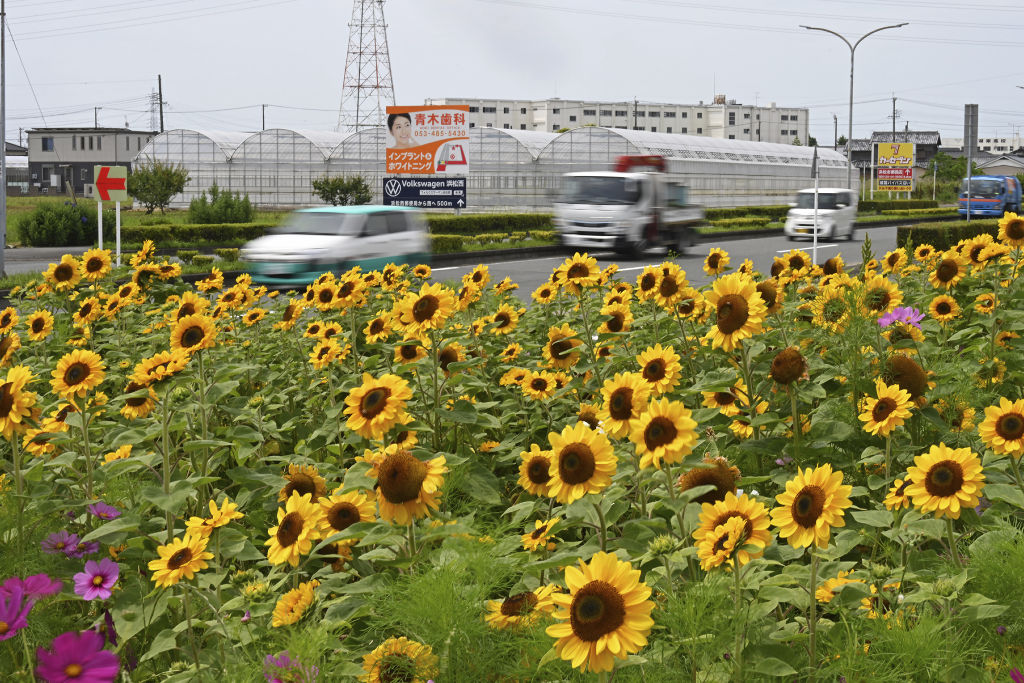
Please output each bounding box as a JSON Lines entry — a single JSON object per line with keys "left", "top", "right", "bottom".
{"left": 97, "top": 200, "right": 103, "bottom": 249}
{"left": 115, "top": 201, "right": 121, "bottom": 267}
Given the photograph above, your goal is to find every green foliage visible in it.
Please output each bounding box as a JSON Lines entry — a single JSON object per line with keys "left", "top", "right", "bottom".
{"left": 427, "top": 213, "right": 552, "bottom": 236}
{"left": 922, "top": 151, "right": 982, "bottom": 183}
{"left": 310, "top": 175, "right": 373, "bottom": 206}
{"left": 859, "top": 199, "right": 938, "bottom": 212}
{"left": 120, "top": 223, "right": 272, "bottom": 245}
{"left": 704, "top": 205, "right": 790, "bottom": 221}
{"left": 896, "top": 219, "right": 999, "bottom": 251}
{"left": 188, "top": 184, "right": 254, "bottom": 224}
{"left": 127, "top": 161, "right": 190, "bottom": 215}
{"left": 214, "top": 248, "right": 240, "bottom": 261}
{"left": 707, "top": 216, "right": 771, "bottom": 229}
{"left": 190, "top": 254, "right": 215, "bottom": 266}
{"left": 15, "top": 201, "right": 114, "bottom": 246}
{"left": 176, "top": 250, "right": 199, "bottom": 264}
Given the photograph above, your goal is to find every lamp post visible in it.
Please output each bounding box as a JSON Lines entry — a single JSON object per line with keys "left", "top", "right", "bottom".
{"left": 801, "top": 22, "right": 908, "bottom": 189}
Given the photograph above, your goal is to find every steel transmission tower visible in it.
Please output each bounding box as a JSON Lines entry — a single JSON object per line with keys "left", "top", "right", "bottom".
{"left": 336, "top": 0, "right": 395, "bottom": 132}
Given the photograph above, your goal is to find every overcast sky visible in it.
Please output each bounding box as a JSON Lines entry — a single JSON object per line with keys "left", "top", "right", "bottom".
{"left": 7, "top": 0, "right": 1024, "bottom": 147}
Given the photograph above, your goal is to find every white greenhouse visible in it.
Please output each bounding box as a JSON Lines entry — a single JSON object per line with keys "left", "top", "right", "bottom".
{"left": 136, "top": 127, "right": 851, "bottom": 211}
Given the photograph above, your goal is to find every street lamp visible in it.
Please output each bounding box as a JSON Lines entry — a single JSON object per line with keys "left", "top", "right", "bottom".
{"left": 801, "top": 22, "right": 908, "bottom": 189}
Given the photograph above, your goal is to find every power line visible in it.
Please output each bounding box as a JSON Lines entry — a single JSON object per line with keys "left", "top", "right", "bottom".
{"left": 11, "top": 0, "right": 207, "bottom": 24}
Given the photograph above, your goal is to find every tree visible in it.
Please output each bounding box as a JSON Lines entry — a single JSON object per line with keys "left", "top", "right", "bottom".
{"left": 311, "top": 175, "right": 373, "bottom": 206}
{"left": 923, "top": 152, "right": 980, "bottom": 182}
{"left": 837, "top": 135, "right": 848, "bottom": 147}
{"left": 127, "top": 162, "right": 190, "bottom": 214}
{"left": 807, "top": 135, "right": 819, "bottom": 147}
{"left": 792, "top": 136, "right": 802, "bottom": 146}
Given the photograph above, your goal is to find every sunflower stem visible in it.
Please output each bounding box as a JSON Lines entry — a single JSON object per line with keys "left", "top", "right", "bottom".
{"left": 197, "top": 350, "right": 211, "bottom": 506}
{"left": 11, "top": 434, "right": 24, "bottom": 568}
{"left": 429, "top": 330, "right": 442, "bottom": 452}
{"left": 788, "top": 384, "right": 801, "bottom": 464}
{"left": 161, "top": 385, "right": 175, "bottom": 542}
{"left": 576, "top": 290, "right": 604, "bottom": 387}
{"left": 807, "top": 551, "right": 820, "bottom": 682}
{"left": 593, "top": 500, "right": 607, "bottom": 552}
{"left": 945, "top": 517, "right": 962, "bottom": 568}
{"left": 732, "top": 562, "right": 745, "bottom": 683}
{"left": 77, "top": 398, "right": 95, "bottom": 501}
{"left": 408, "top": 521, "right": 418, "bottom": 557}
{"left": 1010, "top": 456, "right": 1024, "bottom": 504}
{"left": 884, "top": 435, "right": 892, "bottom": 482}
{"left": 182, "top": 589, "right": 204, "bottom": 680}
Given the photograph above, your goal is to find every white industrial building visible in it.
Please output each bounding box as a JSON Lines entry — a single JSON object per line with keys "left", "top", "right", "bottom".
{"left": 424, "top": 95, "right": 808, "bottom": 145}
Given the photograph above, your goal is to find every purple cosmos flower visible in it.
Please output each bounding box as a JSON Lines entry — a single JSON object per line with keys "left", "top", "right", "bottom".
{"left": 66, "top": 540, "right": 101, "bottom": 559}
{"left": 41, "top": 530, "right": 81, "bottom": 555}
{"left": 0, "top": 585, "right": 33, "bottom": 641}
{"left": 1, "top": 573, "right": 62, "bottom": 603}
{"left": 86, "top": 502, "right": 121, "bottom": 521}
{"left": 877, "top": 306, "right": 924, "bottom": 329}
{"left": 74, "top": 558, "right": 119, "bottom": 601}
{"left": 99, "top": 610, "right": 118, "bottom": 647}
{"left": 263, "top": 652, "right": 319, "bottom": 683}
{"left": 996, "top": 625, "right": 1007, "bottom": 636}
{"left": 1012, "top": 669, "right": 1024, "bottom": 683}
{"left": 241, "top": 609, "right": 251, "bottom": 623}
{"left": 36, "top": 630, "right": 120, "bottom": 683}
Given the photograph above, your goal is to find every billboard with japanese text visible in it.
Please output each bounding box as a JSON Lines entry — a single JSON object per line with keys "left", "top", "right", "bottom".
{"left": 385, "top": 105, "right": 470, "bottom": 175}
{"left": 874, "top": 142, "right": 915, "bottom": 192}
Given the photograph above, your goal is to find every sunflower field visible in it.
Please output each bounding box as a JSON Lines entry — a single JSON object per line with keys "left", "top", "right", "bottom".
{"left": 2, "top": 216, "right": 1024, "bottom": 682}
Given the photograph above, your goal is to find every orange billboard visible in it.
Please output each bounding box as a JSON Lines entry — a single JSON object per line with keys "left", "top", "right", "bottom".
{"left": 386, "top": 105, "right": 470, "bottom": 175}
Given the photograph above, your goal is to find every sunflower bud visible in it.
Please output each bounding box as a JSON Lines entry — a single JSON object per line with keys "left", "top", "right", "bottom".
{"left": 868, "top": 562, "right": 891, "bottom": 580}
{"left": 171, "top": 386, "right": 191, "bottom": 402}
{"left": 933, "top": 578, "right": 956, "bottom": 597}
{"left": 770, "top": 347, "right": 807, "bottom": 385}
{"left": 648, "top": 534, "right": 676, "bottom": 557}
{"left": 248, "top": 395, "right": 265, "bottom": 408}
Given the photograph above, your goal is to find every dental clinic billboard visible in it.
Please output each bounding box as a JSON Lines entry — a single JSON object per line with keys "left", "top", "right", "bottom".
{"left": 385, "top": 105, "right": 470, "bottom": 175}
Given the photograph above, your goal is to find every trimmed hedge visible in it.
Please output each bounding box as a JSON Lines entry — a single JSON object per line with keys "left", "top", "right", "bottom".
{"left": 896, "top": 218, "right": 998, "bottom": 251}
{"left": 860, "top": 199, "right": 938, "bottom": 212}
{"left": 426, "top": 213, "right": 551, "bottom": 235}
{"left": 705, "top": 205, "right": 790, "bottom": 221}
{"left": 707, "top": 216, "right": 772, "bottom": 229}
{"left": 120, "top": 223, "right": 273, "bottom": 244}
{"left": 429, "top": 230, "right": 557, "bottom": 254}
{"left": 17, "top": 202, "right": 116, "bottom": 247}
{"left": 881, "top": 207, "right": 958, "bottom": 216}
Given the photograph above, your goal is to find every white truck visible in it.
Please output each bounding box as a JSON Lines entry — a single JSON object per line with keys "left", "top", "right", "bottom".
{"left": 553, "top": 155, "right": 704, "bottom": 256}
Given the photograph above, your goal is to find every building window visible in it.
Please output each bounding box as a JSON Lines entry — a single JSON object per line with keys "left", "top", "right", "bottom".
{"left": 664, "top": 111, "right": 676, "bottom": 118}
{"left": 72, "top": 137, "right": 77, "bottom": 151}
{"left": 636, "top": 111, "right": 645, "bottom": 117}
{"left": 88, "top": 137, "right": 94, "bottom": 150}
{"left": 520, "top": 124, "right": 526, "bottom": 129}
{"left": 583, "top": 109, "right": 596, "bottom": 116}
{"left": 633, "top": 126, "right": 643, "bottom": 131}
{"left": 666, "top": 127, "right": 672, "bottom": 133}
{"left": 468, "top": 106, "right": 479, "bottom": 112}
{"left": 615, "top": 110, "right": 627, "bottom": 117}
{"left": 482, "top": 106, "right": 496, "bottom": 113}
{"left": 790, "top": 115, "right": 798, "bottom": 121}
{"left": 469, "top": 122, "right": 475, "bottom": 128}
{"left": 552, "top": 108, "right": 560, "bottom": 114}
{"left": 650, "top": 127, "right": 657, "bottom": 132}
{"left": 485, "top": 122, "right": 492, "bottom": 127}
{"left": 553, "top": 124, "right": 560, "bottom": 130}
{"left": 728, "top": 112, "right": 735, "bottom": 125}
{"left": 521, "top": 107, "right": 527, "bottom": 114}
{"left": 697, "top": 127, "right": 702, "bottom": 134}
{"left": 743, "top": 128, "right": 750, "bottom": 134}
{"left": 648, "top": 111, "right": 660, "bottom": 118}
{"left": 503, "top": 123, "right": 510, "bottom": 129}
{"left": 503, "top": 107, "right": 509, "bottom": 114}
{"left": 682, "top": 127, "right": 687, "bottom": 133}
{"left": 42, "top": 137, "right": 54, "bottom": 151}
{"left": 600, "top": 109, "right": 612, "bottom": 116}
{"left": 97, "top": 136, "right": 101, "bottom": 150}
{"left": 728, "top": 135, "right": 735, "bottom": 139}
{"left": 744, "top": 113, "right": 750, "bottom": 119}
{"left": 681, "top": 112, "right": 688, "bottom": 118}
{"left": 697, "top": 112, "right": 703, "bottom": 119}
{"left": 781, "top": 114, "right": 789, "bottom": 121}
{"left": 81, "top": 136, "right": 86, "bottom": 148}
{"left": 125, "top": 136, "right": 130, "bottom": 151}
{"left": 569, "top": 115, "right": 576, "bottom": 122}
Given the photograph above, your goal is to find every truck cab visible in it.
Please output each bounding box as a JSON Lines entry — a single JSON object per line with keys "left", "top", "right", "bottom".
{"left": 958, "top": 175, "right": 1022, "bottom": 218}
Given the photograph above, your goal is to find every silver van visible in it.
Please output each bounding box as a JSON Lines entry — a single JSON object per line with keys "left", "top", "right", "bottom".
{"left": 241, "top": 206, "right": 430, "bottom": 287}
{"left": 784, "top": 188, "right": 858, "bottom": 241}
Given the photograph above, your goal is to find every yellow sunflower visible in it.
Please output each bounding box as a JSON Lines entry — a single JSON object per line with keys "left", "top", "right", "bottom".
{"left": 265, "top": 491, "right": 323, "bottom": 567}
{"left": 25, "top": 310, "right": 54, "bottom": 342}
{"left": 697, "top": 515, "right": 748, "bottom": 571}
{"left": 635, "top": 265, "right": 660, "bottom": 301}
{"left": 131, "top": 349, "right": 190, "bottom": 386}
{"left": 312, "top": 280, "right": 340, "bottom": 310}
{"left": 319, "top": 489, "right": 376, "bottom": 537}
{"left": 973, "top": 292, "right": 996, "bottom": 314}
{"left": 928, "top": 250, "right": 967, "bottom": 289}
{"left": 755, "top": 279, "right": 784, "bottom": 315}
{"left": 558, "top": 252, "right": 600, "bottom": 295}
{"left": 546, "top": 423, "right": 617, "bottom": 504}
{"left": 770, "top": 464, "right": 852, "bottom": 549}
{"left": 394, "top": 343, "right": 427, "bottom": 365}
{"left": 170, "top": 291, "right": 211, "bottom": 322}
{"left": 701, "top": 378, "right": 747, "bottom": 418}
{"left": 148, "top": 532, "right": 214, "bottom": 588}
{"left": 309, "top": 340, "right": 340, "bottom": 369}
{"left": 79, "top": 248, "right": 111, "bottom": 281}
{"left": 359, "top": 313, "right": 392, "bottom": 344}
{"left": 998, "top": 211, "right": 1024, "bottom": 247}
{"left": 50, "top": 348, "right": 105, "bottom": 398}
{"left": 545, "top": 551, "right": 655, "bottom": 673}
{"left": 0, "top": 332, "right": 22, "bottom": 367}
{"left": 279, "top": 464, "right": 328, "bottom": 503}
{"left": 170, "top": 314, "right": 218, "bottom": 354}
{"left": 597, "top": 302, "right": 633, "bottom": 335}
{"left": 597, "top": 372, "right": 651, "bottom": 439}
{"left": 243, "top": 308, "right": 267, "bottom": 326}
{"left": 630, "top": 398, "right": 698, "bottom": 470}
{"left": 816, "top": 570, "right": 864, "bottom": 603}
{"left": 782, "top": 248, "right": 812, "bottom": 276}
{"left": 859, "top": 274, "right": 903, "bottom": 317}
{"left": 522, "top": 517, "right": 559, "bottom": 552}
{"left": 914, "top": 244, "right": 936, "bottom": 262}
{"left": 395, "top": 283, "right": 455, "bottom": 339}
{"left": 692, "top": 491, "right": 771, "bottom": 566}
{"left": 531, "top": 281, "right": 559, "bottom": 304}
{"left": 71, "top": 297, "right": 100, "bottom": 327}
{"left": 884, "top": 478, "right": 911, "bottom": 511}
{"left": 858, "top": 379, "right": 913, "bottom": 437}
{"left": 412, "top": 264, "right": 431, "bottom": 279}
{"left": 485, "top": 584, "right": 557, "bottom": 629}
{"left": 0, "top": 307, "right": 19, "bottom": 334}
{"left": 884, "top": 354, "right": 930, "bottom": 405}
{"left": 822, "top": 254, "right": 845, "bottom": 275}
{"left": 654, "top": 263, "right": 688, "bottom": 309}
{"left": 368, "top": 446, "right": 447, "bottom": 525}
{"left": 518, "top": 443, "right": 555, "bottom": 496}
{"left": 120, "top": 380, "right": 158, "bottom": 420}
{"left": 704, "top": 247, "right": 730, "bottom": 276}
{"left": 979, "top": 397, "right": 1024, "bottom": 457}
{"left": 273, "top": 299, "right": 304, "bottom": 331}
{"left": 272, "top": 580, "right": 318, "bottom": 627}
{"left": 498, "top": 342, "right": 523, "bottom": 363}
{"left": 636, "top": 344, "right": 681, "bottom": 395}
{"left": 677, "top": 456, "right": 740, "bottom": 505}
{"left": 344, "top": 373, "right": 413, "bottom": 440}
{"left": 578, "top": 403, "right": 600, "bottom": 430}
{"left": 881, "top": 248, "right": 908, "bottom": 273}
{"left": 0, "top": 366, "right": 37, "bottom": 439}
{"left": 927, "top": 294, "right": 960, "bottom": 323}
{"left": 359, "top": 636, "right": 438, "bottom": 683}
{"left": 543, "top": 324, "right": 581, "bottom": 369}
{"left": 703, "top": 273, "right": 767, "bottom": 352}
{"left": 810, "top": 284, "right": 851, "bottom": 333}
{"left": 904, "top": 443, "right": 985, "bottom": 519}
{"left": 437, "top": 342, "right": 466, "bottom": 375}
{"left": 319, "top": 321, "right": 343, "bottom": 341}
{"left": 43, "top": 254, "right": 82, "bottom": 290}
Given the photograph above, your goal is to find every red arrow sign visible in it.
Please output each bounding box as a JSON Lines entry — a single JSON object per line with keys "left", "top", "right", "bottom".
{"left": 95, "top": 166, "right": 127, "bottom": 201}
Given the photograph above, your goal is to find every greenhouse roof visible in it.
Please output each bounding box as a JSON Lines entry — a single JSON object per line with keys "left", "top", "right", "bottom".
{"left": 474, "top": 128, "right": 559, "bottom": 158}
{"left": 604, "top": 128, "right": 848, "bottom": 164}
{"left": 182, "top": 129, "right": 253, "bottom": 156}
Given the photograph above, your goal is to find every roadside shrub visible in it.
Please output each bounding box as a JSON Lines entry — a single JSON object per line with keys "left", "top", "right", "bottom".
{"left": 120, "top": 223, "right": 271, "bottom": 244}
{"left": 882, "top": 207, "right": 958, "bottom": 216}
{"left": 188, "top": 184, "right": 254, "bottom": 224}
{"left": 705, "top": 205, "right": 790, "bottom": 221}
{"left": 860, "top": 199, "right": 937, "bottom": 212}
{"left": 707, "top": 216, "right": 771, "bottom": 229}
{"left": 896, "top": 218, "right": 998, "bottom": 250}
{"left": 176, "top": 250, "right": 199, "bottom": 264}
{"left": 127, "top": 161, "right": 190, "bottom": 214}
{"left": 214, "top": 248, "right": 240, "bottom": 261}
{"left": 429, "top": 234, "right": 464, "bottom": 253}
{"left": 191, "top": 254, "right": 215, "bottom": 266}
{"left": 311, "top": 175, "right": 373, "bottom": 206}
{"left": 427, "top": 214, "right": 551, "bottom": 235}
{"left": 16, "top": 201, "right": 114, "bottom": 247}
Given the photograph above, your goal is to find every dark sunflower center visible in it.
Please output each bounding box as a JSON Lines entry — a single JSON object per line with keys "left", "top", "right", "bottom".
{"left": 969, "top": 245, "right": 984, "bottom": 262}
{"left": 756, "top": 283, "right": 777, "bottom": 307}
{"left": 0, "top": 313, "right": 11, "bottom": 328}
{"left": 659, "top": 277, "right": 679, "bottom": 298}
{"left": 608, "top": 388, "right": 634, "bottom": 420}
{"left": 1006, "top": 219, "right": 1024, "bottom": 240}
{"left": 788, "top": 256, "right": 806, "bottom": 270}
{"left": 284, "top": 473, "right": 317, "bottom": 498}
{"left": 770, "top": 348, "right": 805, "bottom": 384}
{"left": 887, "top": 356, "right": 927, "bottom": 399}
{"left": 318, "top": 289, "right": 334, "bottom": 304}
{"left": 0, "top": 383, "right": 14, "bottom": 418}
{"left": 996, "top": 413, "right": 1024, "bottom": 440}
{"left": 106, "top": 298, "right": 120, "bottom": 312}
{"left": 378, "top": 451, "right": 428, "bottom": 504}
{"left": 78, "top": 303, "right": 93, "bottom": 318}
{"left": 439, "top": 348, "right": 458, "bottom": 371}
{"left": 936, "top": 301, "right": 951, "bottom": 315}
{"left": 683, "top": 469, "right": 735, "bottom": 505}
{"left": 566, "top": 263, "right": 590, "bottom": 279}
{"left": 327, "top": 502, "right": 360, "bottom": 531}
{"left": 119, "top": 286, "right": 133, "bottom": 298}
{"left": 580, "top": 410, "right": 599, "bottom": 429}
{"left": 644, "top": 416, "right": 678, "bottom": 450}
{"left": 31, "top": 318, "right": 45, "bottom": 333}
{"left": 500, "top": 591, "right": 539, "bottom": 617}
{"left": 359, "top": 387, "right": 392, "bottom": 419}
{"left": 707, "top": 254, "right": 721, "bottom": 269}
{"left": 125, "top": 382, "right": 148, "bottom": 407}
{"left": 936, "top": 260, "right": 958, "bottom": 282}
{"left": 527, "top": 456, "right": 551, "bottom": 484}
{"left": 54, "top": 264, "right": 74, "bottom": 282}
{"left": 323, "top": 327, "right": 338, "bottom": 339}
{"left": 177, "top": 303, "right": 196, "bottom": 320}
{"left": 791, "top": 485, "right": 825, "bottom": 528}
{"left": 181, "top": 326, "right": 205, "bottom": 348}
{"left": 714, "top": 391, "right": 736, "bottom": 407}
{"left": 639, "top": 273, "right": 656, "bottom": 291}
{"left": 924, "top": 461, "right": 964, "bottom": 498}
{"left": 64, "top": 362, "right": 90, "bottom": 386}
{"left": 872, "top": 398, "right": 897, "bottom": 423}
{"left": 895, "top": 480, "right": 910, "bottom": 496}
{"left": 339, "top": 282, "right": 355, "bottom": 298}
{"left": 276, "top": 512, "right": 304, "bottom": 547}
{"left": 865, "top": 288, "right": 891, "bottom": 312}
{"left": 606, "top": 313, "right": 624, "bottom": 333}
{"left": 86, "top": 257, "right": 104, "bottom": 273}
{"left": 717, "top": 294, "right": 750, "bottom": 334}
{"left": 412, "top": 295, "right": 440, "bottom": 322}
{"left": 377, "top": 654, "right": 416, "bottom": 683}
{"left": 282, "top": 305, "right": 296, "bottom": 322}
{"left": 570, "top": 580, "right": 626, "bottom": 642}
{"left": 549, "top": 338, "right": 574, "bottom": 360}
{"left": 530, "top": 377, "right": 548, "bottom": 391}
{"left": 167, "top": 547, "right": 193, "bottom": 570}
{"left": 823, "top": 258, "right": 840, "bottom": 275}
{"left": 558, "top": 444, "right": 596, "bottom": 484}
{"left": 643, "top": 360, "right": 666, "bottom": 382}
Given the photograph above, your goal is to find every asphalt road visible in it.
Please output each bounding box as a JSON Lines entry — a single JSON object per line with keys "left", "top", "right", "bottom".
{"left": 431, "top": 224, "right": 899, "bottom": 298}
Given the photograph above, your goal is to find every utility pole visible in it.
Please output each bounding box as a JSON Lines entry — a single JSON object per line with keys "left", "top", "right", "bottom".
{"left": 833, "top": 113, "right": 838, "bottom": 150}
{"left": 1, "top": 0, "right": 6, "bottom": 275}
{"left": 94, "top": 107, "right": 101, "bottom": 128}
{"left": 262, "top": 104, "right": 267, "bottom": 131}
{"left": 158, "top": 74, "right": 164, "bottom": 132}
{"left": 634, "top": 97, "right": 638, "bottom": 131}
{"left": 891, "top": 96, "right": 896, "bottom": 143}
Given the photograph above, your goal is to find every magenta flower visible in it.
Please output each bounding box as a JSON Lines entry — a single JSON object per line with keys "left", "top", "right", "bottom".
{"left": 41, "top": 530, "right": 80, "bottom": 555}
{"left": 73, "top": 559, "right": 119, "bottom": 601}
{"left": 0, "top": 585, "right": 32, "bottom": 641}
{"left": 86, "top": 502, "right": 121, "bottom": 520}
{"left": 1011, "top": 668, "right": 1024, "bottom": 683}
{"left": 0, "top": 573, "right": 62, "bottom": 603}
{"left": 66, "top": 540, "right": 101, "bottom": 559}
{"left": 264, "top": 651, "right": 319, "bottom": 683}
{"left": 36, "top": 630, "right": 119, "bottom": 683}
{"left": 877, "top": 306, "right": 924, "bottom": 329}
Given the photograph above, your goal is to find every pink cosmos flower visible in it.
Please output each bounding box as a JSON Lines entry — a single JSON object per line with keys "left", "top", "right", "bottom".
{"left": 0, "top": 585, "right": 32, "bottom": 641}
{"left": 73, "top": 559, "right": 119, "bottom": 601}
{"left": 0, "top": 573, "right": 62, "bottom": 602}
{"left": 36, "top": 630, "right": 120, "bottom": 683}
